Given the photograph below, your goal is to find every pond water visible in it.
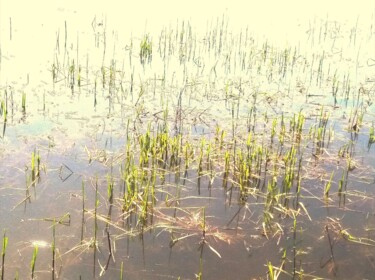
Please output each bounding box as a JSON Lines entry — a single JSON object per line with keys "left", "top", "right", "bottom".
{"left": 0, "top": 1, "right": 375, "bottom": 279}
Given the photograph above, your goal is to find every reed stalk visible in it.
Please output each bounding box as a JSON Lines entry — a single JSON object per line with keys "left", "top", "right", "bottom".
{"left": 1, "top": 231, "right": 7, "bottom": 280}
{"left": 30, "top": 245, "right": 38, "bottom": 279}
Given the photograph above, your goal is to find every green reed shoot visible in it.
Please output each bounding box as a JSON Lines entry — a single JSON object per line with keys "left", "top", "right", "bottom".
{"left": 315, "top": 107, "right": 330, "bottom": 153}
{"left": 1, "top": 231, "right": 8, "bottom": 280}
{"left": 69, "top": 59, "right": 75, "bottom": 88}
{"left": 21, "top": 92, "right": 26, "bottom": 112}
{"left": 295, "top": 111, "right": 305, "bottom": 143}
{"left": 77, "top": 65, "right": 81, "bottom": 87}
{"left": 196, "top": 257, "right": 203, "bottom": 280}
{"left": 107, "top": 174, "right": 114, "bottom": 205}
{"left": 31, "top": 151, "right": 36, "bottom": 184}
{"left": 109, "top": 60, "right": 116, "bottom": 89}
{"left": 255, "top": 146, "right": 265, "bottom": 188}
{"left": 237, "top": 150, "right": 249, "bottom": 194}
{"left": 52, "top": 63, "right": 57, "bottom": 83}
{"left": 338, "top": 170, "right": 345, "bottom": 193}
{"left": 1, "top": 99, "right": 6, "bottom": 122}
{"left": 271, "top": 118, "right": 277, "bottom": 145}
{"left": 120, "top": 261, "right": 123, "bottom": 280}
{"left": 169, "top": 134, "right": 181, "bottom": 168}
{"left": 106, "top": 174, "right": 114, "bottom": 230}
{"left": 282, "top": 145, "right": 296, "bottom": 195}
{"left": 140, "top": 180, "right": 149, "bottom": 226}
{"left": 267, "top": 261, "right": 275, "bottom": 280}
{"left": 30, "top": 244, "right": 38, "bottom": 279}
{"left": 266, "top": 176, "right": 278, "bottom": 206}
{"left": 183, "top": 141, "right": 192, "bottom": 172}
{"left": 324, "top": 171, "right": 334, "bottom": 197}
{"left": 222, "top": 150, "right": 230, "bottom": 188}
{"left": 123, "top": 165, "right": 138, "bottom": 213}
{"left": 246, "top": 132, "right": 253, "bottom": 157}
{"left": 369, "top": 123, "right": 375, "bottom": 144}
{"left": 101, "top": 66, "right": 106, "bottom": 88}
{"left": 316, "top": 127, "right": 323, "bottom": 144}
{"left": 295, "top": 156, "right": 303, "bottom": 206}
{"left": 30, "top": 149, "right": 40, "bottom": 186}
{"left": 150, "top": 164, "right": 156, "bottom": 210}
{"left": 140, "top": 35, "right": 152, "bottom": 65}
{"left": 198, "top": 138, "right": 205, "bottom": 178}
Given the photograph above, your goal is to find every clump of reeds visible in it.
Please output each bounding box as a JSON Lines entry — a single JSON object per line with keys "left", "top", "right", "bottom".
{"left": 140, "top": 35, "right": 152, "bottom": 65}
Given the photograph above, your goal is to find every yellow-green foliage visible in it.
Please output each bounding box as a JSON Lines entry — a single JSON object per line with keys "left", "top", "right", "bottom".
{"left": 140, "top": 35, "right": 152, "bottom": 65}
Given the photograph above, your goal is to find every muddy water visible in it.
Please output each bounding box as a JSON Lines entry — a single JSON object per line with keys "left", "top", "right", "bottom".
{"left": 1, "top": 2, "right": 375, "bottom": 280}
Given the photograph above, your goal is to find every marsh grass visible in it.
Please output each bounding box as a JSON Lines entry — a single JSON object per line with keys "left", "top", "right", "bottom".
{"left": 82, "top": 90, "right": 372, "bottom": 277}
{"left": 0, "top": 13, "right": 374, "bottom": 280}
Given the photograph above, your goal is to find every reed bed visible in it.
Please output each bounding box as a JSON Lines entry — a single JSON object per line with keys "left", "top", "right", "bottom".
{"left": 0, "top": 13, "right": 374, "bottom": 280}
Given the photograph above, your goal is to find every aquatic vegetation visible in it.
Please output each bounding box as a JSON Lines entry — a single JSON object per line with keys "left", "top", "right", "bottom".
{"left": 1, "top": 232, "right": 7, "bottom": 280}
{"left": 0, "top": 11, "right": 374, "bottom": 280}
{"left": 369, "top": 123, "right": 375, "bottom": 147}
{"left": 324, "top": 171, "right": 334, "bottom": 198}
{"left": 21, "top": 92, "right": 26, "bottom": 113}
{"left": 30, "top": 245, "right": 38, "bottom": 279}
{"left": 139, "top": 34, "right": 152, "bottom": 65}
